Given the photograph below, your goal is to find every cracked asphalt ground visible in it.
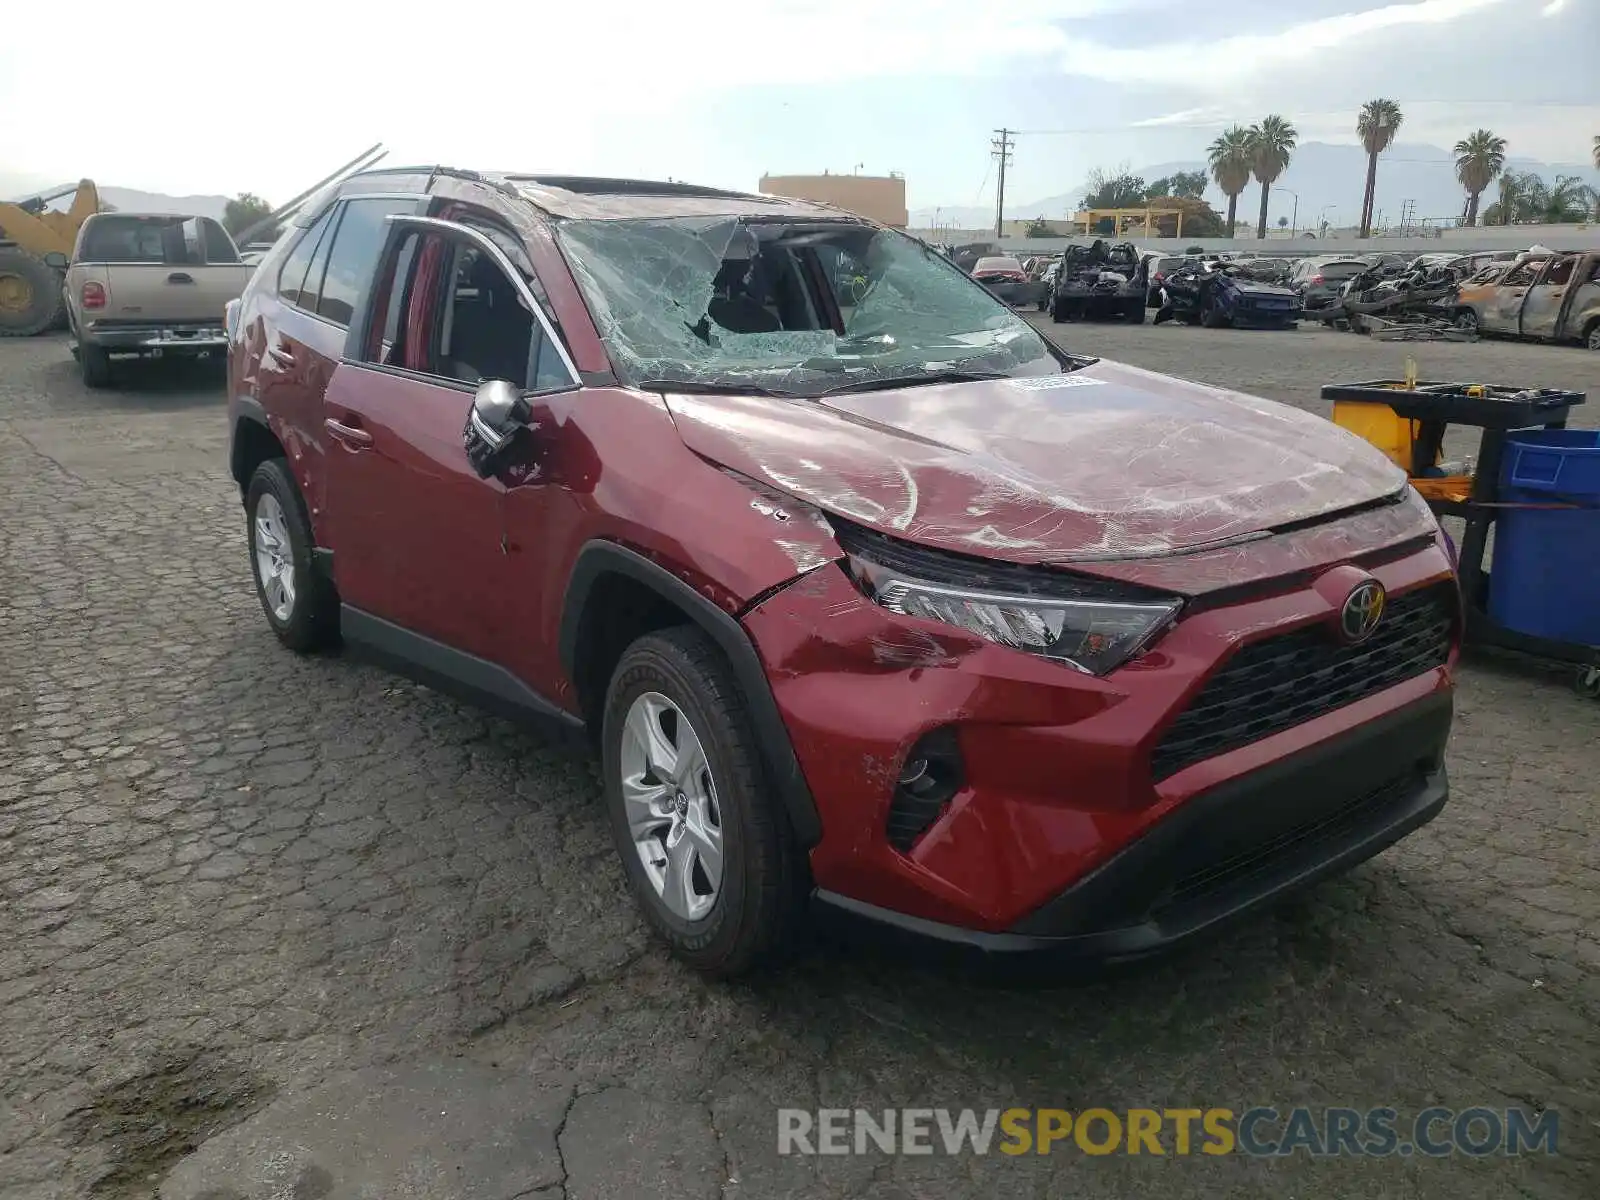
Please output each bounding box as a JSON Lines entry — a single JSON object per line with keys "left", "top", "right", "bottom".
{"left": 2, "top": 325, "right": 1597, "bottom": 1199}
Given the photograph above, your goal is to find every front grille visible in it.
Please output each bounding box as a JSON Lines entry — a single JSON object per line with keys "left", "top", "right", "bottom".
{"left": 1151, "top": 584, "right": 1455, "bottom": 781}
{"left": 1154, "top": 770, "right": 1422, "bottom": 913}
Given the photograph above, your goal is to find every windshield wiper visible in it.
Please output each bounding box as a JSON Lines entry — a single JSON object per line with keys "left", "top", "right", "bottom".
{"left": 816, "top": 370, "right": 1011, "bottom": 397}
{"left": 634, "top": 378, "right": 808, "bottom": 398}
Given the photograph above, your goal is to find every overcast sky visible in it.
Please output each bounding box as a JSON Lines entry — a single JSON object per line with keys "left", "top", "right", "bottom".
{"left": 2, "top": 0, "right": 1595, "bottom": 210}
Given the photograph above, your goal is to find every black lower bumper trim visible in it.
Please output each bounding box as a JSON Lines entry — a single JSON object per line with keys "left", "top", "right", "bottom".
{"left": 814, "top": 691, "right": 1451, "bottom": 962}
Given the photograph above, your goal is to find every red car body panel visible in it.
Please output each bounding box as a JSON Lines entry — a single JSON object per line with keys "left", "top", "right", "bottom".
{"left": 662, "top": 357, "right": 1407, "bottom": 572}
{"left": 741, "top": 538, "right": 1455, "bottom": 931}
{"left": 233, "top": 295, "right": 345, "bottom": 539}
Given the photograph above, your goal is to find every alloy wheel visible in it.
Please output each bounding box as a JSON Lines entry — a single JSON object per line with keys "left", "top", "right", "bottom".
{"left": 253, "top": 493, "right": 297, "bottom": 622}
{"left": 1587, "top": 325, "right": 1600, "bottom": 352}
{"left": 619, "top": 691, "right": 724, "bottom": 922}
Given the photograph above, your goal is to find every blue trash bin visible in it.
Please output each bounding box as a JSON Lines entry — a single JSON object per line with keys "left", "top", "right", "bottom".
{"left": 1487, "top": 429, "right": 1600, "bottom": 647}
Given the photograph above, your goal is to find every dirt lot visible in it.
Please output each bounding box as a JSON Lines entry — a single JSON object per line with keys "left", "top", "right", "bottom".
{"left": 1, "top": 325, "right": 1596, "bottom": 1199}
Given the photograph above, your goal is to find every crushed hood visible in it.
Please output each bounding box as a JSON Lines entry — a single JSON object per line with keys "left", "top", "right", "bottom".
{"left": 663, "top": 358, "right": 1406, "bottom": 564}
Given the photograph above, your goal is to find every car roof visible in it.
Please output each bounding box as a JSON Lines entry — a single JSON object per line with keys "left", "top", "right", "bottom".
{"left": 335, "top": 166, "right": 868, "bottom": 224}
{"left": 503, "top": 174, "right": 856, "bottom": 221}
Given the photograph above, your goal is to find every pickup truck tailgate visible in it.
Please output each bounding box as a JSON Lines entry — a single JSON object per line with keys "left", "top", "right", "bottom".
{"left": 86, "top": 263, "right": 253, "bottom": 325}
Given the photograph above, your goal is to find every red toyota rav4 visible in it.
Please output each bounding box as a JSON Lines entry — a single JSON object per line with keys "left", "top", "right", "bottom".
{"left": 227, "top": 169, "right": 1458, "bottom": 976}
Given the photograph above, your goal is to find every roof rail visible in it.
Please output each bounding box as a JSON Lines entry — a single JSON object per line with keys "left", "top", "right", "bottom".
{"left": 504, "top": 175, "right": 761, "bottom": 201}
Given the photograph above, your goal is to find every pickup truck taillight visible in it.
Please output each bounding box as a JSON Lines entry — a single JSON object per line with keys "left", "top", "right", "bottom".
{"left": 224, "top": 299, "right": 240, "bottom": 342}
{"left": 81, "top": 281, "right": 107, "bottom": 310}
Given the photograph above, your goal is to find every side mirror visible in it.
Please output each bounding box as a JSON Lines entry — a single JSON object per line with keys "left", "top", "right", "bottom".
{"left": 43, "top": 251, "right": 69, "bottom": 270}
{"left": 463, "top": 379, "right": 532, "bottom": 479}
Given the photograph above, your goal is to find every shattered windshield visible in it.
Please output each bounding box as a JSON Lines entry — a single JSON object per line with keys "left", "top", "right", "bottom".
{"left": 556, "top": 216, "right": 1062, "bottom": 394}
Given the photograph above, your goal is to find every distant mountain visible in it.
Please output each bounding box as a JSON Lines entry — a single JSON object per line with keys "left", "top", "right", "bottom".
{"left": 3, "top": 171, "right": 230, "bottom": 220}
{"left": 913, "top": 142, "right": 1600, "bottom": 231}
{"left": 97, "top": 188, "right": 230, "bottom": 219}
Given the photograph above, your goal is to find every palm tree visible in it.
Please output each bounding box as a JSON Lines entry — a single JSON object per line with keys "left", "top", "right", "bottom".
{"left": 1356, "top": 99, "right": 1403, "bottom": 238}
{"left": 1247, "top": 115, "right": 1297, "bottom": 240}
{"left": 1206, "top": 127, "right": 1253, "bottom": 233}
{"left": 1541, "top": 175, "right": 1596, "bottom": 223}
{"left": 1492, "top": 171, "right": 1527, "bottom": 225}
{"left": 1454, "top": 130, "right": 1507, "bottom": 227}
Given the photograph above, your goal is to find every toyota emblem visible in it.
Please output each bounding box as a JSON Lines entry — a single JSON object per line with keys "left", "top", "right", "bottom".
{"left": 1339, "top": 581, "right": 1387, "bottom": 645}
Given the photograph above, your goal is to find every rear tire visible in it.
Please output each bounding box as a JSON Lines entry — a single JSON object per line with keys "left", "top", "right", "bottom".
{"left": 1583, "top": 319, "right": 1599, "bottom": 352}
{"left": 1200, "top": 297, "right": 1228, "bottom": 328}
{"left": 78, "top": 342, "right": 112, "bottom": 388}
{"left": 1124, "top": 299, "right": 1145, "bottom": 324}
{"left": 245, "top": 458, "right": 338, "bottom": 652}
{"left": 0, "top": 248, "right": 65, "bottom": 338}
{"left": 602, "top": 626, "right": 807, "bottom": 977}
{"left": 1454, "top": 308, "right": 1479, "bottom": 336}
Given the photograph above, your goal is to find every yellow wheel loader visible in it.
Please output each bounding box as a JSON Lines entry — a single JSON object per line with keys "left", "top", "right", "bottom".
{"left": 0, "top": 180, "right": 100, "bottom": 336}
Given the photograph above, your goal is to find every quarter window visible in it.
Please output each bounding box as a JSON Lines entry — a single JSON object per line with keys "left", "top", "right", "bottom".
{"left": 276, "top": 207, "right": 337, "bottom": 309}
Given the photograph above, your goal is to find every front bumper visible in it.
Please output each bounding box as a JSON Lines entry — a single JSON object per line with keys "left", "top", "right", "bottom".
{"left": 815, "top": 691, "right": 1449, "bottom": 961}
{"left": 741, "top": 537, "right": 1457, "bottom": 945}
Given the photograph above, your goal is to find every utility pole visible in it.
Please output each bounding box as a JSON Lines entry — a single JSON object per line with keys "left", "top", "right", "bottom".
{"left": 991, "top": 129, "right": 1015, "bottom": 238}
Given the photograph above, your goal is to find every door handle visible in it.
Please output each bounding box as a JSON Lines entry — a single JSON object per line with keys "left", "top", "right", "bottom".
{"left": 167, "top": 272, "right": 194, "bottom": 284}
{"left": 324, "top": 418, "right": 373, "bottom": 449}
{"left": 266, "top": 344, "right": 296, "bottom": 367}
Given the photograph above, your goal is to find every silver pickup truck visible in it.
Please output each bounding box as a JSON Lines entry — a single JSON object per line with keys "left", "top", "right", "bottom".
{"left": 64, "top": 212, "right": 254, "bottom": 387}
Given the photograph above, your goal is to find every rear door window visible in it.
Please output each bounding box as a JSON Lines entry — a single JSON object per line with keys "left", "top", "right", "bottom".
{"left": 199, "top": 219, "right": 241, "bottom": 264}
{"left": 314, "top": 198, "right": 416, "bottom": 327}
{"left": 1540, "top": 256, "right": 1576, "bottom": 287}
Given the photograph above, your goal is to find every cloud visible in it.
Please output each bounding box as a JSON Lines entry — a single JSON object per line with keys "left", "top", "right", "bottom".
{"left": 1051, "top": 0, "right": 1508, "bottom": 86}
{"left": 1131, "top": 107, "right": 1230, "bottom": 128}
{"left": 1540, "top": 0, "right": 1568, "bottom": 12}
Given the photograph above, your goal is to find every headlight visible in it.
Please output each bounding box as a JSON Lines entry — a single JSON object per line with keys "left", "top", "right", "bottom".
{"left": 847, "top": 553, "right": 1181, "bottom": 677}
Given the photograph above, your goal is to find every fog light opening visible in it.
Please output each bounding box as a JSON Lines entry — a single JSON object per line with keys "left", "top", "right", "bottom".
{"left": 885, "top": 729, "right": 965, "bottom": 853}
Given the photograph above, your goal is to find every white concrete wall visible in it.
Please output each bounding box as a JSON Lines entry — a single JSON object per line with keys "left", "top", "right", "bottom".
{"left": 917, "top": 223, "right": 1599, "bottom": 258}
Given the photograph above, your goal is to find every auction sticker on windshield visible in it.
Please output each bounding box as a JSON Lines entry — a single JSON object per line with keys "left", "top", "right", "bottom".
{"left": 1006, "top": 374, "right": 1108, "bottom": 391}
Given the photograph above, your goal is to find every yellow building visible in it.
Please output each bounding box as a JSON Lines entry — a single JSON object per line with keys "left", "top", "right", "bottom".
{"left": 758, "top": 172, "right": 908, "bottom": 228}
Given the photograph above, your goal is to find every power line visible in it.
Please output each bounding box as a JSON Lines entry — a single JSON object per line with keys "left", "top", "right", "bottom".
{"left": 991, "top": 128, "right": 1015, "bottom": 237}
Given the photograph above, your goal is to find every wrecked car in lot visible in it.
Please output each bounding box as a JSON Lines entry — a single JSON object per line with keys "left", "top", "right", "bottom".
{"left": 1155, "top": 259, "right": 1302, "bottom": 328}
{"left": 1451, "top": 249, "right": 1600, "bottom": 349}
{"left": 1049, "top": 240, "right": 1147, "bottom": 323}
{"left": 970, "top": 255, "right": 1047, "bottom": 308}
{"left": 227, "top": 168, "right": 1459, "bottom": 976}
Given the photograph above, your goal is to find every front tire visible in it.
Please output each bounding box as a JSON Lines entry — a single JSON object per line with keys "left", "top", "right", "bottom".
{"left": 602, "top": 626, "right": 806, "bottom": 977}
{"left": 245, "top": 458, "right": 338, "bottom": 652}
